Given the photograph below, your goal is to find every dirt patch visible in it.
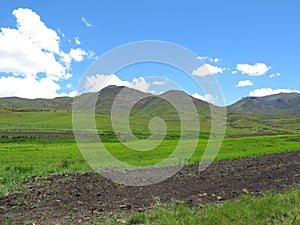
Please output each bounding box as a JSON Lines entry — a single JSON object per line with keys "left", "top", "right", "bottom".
{"left": 0, "top": 151, "right": 299, "bottom": 224}
{"left": 226, "top": 132, "right": 287, "bottom": 138}
{"left": 0, "top": 131, "right": 74, "bottom": 138}
{"left": 287, "top": 138, "right": 300, "bottom": 142}
{"left": 0, "top": 131, "right": 99, "bottom": 139}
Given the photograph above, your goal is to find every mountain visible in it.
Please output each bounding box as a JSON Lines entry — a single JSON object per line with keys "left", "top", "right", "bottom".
{"left": 132, "top": 90, "right": 211, "bottom": 119}
{"left": 0, "top": 96, "right": 73, "bottom": 112}
{"left": 2, "top": 87, "right": 299, "bottom": 118}
{"left": 74, "top": 86, "right": 211, "bottom": 118}
{"left": 72, "top": 85, "right": 154, "bottom": 115}
{"left": 228, "top": 93, "right": 300, "bottom": 117}
{"left": 0, "top": 86, "right": 211, "bottom": 118}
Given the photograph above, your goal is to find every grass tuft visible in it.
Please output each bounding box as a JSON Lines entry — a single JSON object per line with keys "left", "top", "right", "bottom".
{"left": 104, "top": 188, "right": 300, "bottom": 225}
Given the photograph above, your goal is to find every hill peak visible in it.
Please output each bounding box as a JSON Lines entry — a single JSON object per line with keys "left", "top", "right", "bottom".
{"left": 228, "top": 92, "right": 300, "bottom": 117}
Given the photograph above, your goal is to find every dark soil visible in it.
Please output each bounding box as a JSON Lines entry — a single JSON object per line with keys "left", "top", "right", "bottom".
{"left": 226, "top": 132, "right": 287, "bottom": 138}
{"left": 0, "top": 131, "right": 287, "bottom": 139}
{"left": 0, "top": 131, "right": 74, "bottom": 138}
{"left": 0, "top": 150, "right": 299, "bottom": 224}
{"left": 287, "top": 138, "right": 300, "bottom": 142}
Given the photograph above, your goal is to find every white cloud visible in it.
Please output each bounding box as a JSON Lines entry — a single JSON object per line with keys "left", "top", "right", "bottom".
{"left": 0, "top": 76, "right": 60, "bottom": 99}
{"left": 203, "top": 93, "right": 217, "bottom": 103}
{"left": 59, "top": 90, "right": 78, "bottom": 97}
{"left": 62, "top": 50, "right": 94, "bottom": 65}
{"left": 204, "top": 93, "right": 219, "bottom": 104}
{"left": 0, "top": 8, "right": 91, "bottom": 98}
{"left": 85, "top": 74, "right": 152, "bottom": 93}
{"left": 192, "top": 93, "right": 206, "bottom": 101}
{"left": 81, "top": 17, "right": 92, "bottom": 27}
{"left": 59, "top": 52, "right": 72, "bottom": 67}
{"left": 85, "top": 74, "right": 130, "bottom": 92}
{"left": 129, "top": 77, "right": 150, "bottom": 93}
{"left": 0, "top": 27, "right": 66, "bottom": 79}
{"left": 74, "top": 36, "right": 81, "bottom": 45}
{"left": 249, "top": 88, "right": 300, "bottom": 97}
{"left": 13, "top": 8, "right": 60, "bottom": 54}
{"left": 57, "top": 29, "right": 65, "bottom": 38}
{"left": 87, "top": 51, "right": 96, "bottom": 59}
{"left": 213, "top": 58, "right": 219, "bottom": 63}
{"left": 196, "top": 56, "right": 207, "bottom": 60}
{"left": 0, "top": 75, "right": 79, "bottom": 99}
{"left": 69, "top": 48, "right": 87, "bottom": 62}
{"left": 236, "top": 80, "right": 253, "bottom": 87}
{"left": 231, "top": 70, "right": 237, "bottom": 74}
{"left": 153, "top": 81, "right": 165, "bottom": 85}
{"left": 236, "top": 63, "right": 271, "bottom": 76}
{"left": 269, "top": 72, "right": 281, "bottom": 78}
{"left": 192, "top": 92, "right": 218, "bottom": 104}
{"left": 196, "top": 56, "right": 219, "bottom": 63}
{"left": 192, "top": 64, "right": 224, "bottom": 77}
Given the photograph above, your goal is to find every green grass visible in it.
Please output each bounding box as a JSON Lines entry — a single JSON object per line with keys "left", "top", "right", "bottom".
{"left": 226, "top": 113, "right": 300, "bottom": 134}
{"left": 0, "top": 111, "right": 73, "bottom": 132}
{"left": 0, "top": 111, "right": 300, "bottom": 196}
{"left": 203, "top": 134, "right": 300, "bottom": 162}
{"left": 0, "top": 136, "right": 90, "bottom": 195}
{"left": 101, "top": 187, "right": 300, "bottom": 225}
{"left": 1, "top": 111, "right": 300, "bottom": 134}
{"left": 0, "top": 133, "right": 300, "bottom": 196}
{"left": 0, "top": 111, "right": 120, "bottom": 132}
{"left": 0, "top": 111, "right": 300, "bottom": 223}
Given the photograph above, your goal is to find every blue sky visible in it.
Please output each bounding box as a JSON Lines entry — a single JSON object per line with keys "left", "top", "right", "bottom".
{"left": 0, "top": 0, "right": 299, "bottom": 105}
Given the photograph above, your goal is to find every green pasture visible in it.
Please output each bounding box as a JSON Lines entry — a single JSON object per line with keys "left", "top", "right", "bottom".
{"left": 102, "top": 187, "right": 300, "bottom": 225}
{"left": 0, "top": 133, "right": 300, "bottom": 196}
{"left": 1, "top": 111, "right": 300, "bottom": 134}
{"left": 0, "top": 111, "right": 300, "bottom": 196}
{"left": 0, "top": 111, "right": 300, "bottom": 224}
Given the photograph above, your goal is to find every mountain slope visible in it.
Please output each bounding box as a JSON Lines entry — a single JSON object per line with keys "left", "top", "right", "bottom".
{"left": 0, "top": 86, "right": 211, "bottom": 118}
{"left": 228, "top": 93, "right": 300, "bottom": 117}
{"left": 132, "top": 90, "right": 211, "bottom": 119}
{"left": 2, "top": 89, "right": 300, "bottom": 118}
{"left": 0, "top": 96, "right": 73, "bottom": 111}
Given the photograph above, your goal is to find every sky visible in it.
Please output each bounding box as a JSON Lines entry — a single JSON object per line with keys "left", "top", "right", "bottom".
{"left": 0, "top": 0, "right": 299, "bottom": 105}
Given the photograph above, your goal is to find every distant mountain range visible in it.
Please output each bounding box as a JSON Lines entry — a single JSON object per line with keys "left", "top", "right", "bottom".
{"left": 228, "top": 93, "right": 300, "bottom": 117}
{"left": 0, "top": 96, "right": 73, "bottom": 112}
{"left": 0, "top": 85, "right": 299, "bottom": 118}
{"left": 0, "top": 86, "right": 211, "bottom": 119}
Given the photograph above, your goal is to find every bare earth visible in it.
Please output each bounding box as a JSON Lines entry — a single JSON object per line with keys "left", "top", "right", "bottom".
{"left": 0, "top": 150, "right": 299, "bottom": 224}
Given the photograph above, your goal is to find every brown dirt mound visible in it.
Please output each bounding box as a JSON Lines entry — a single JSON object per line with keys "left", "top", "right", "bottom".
{"left": 0, "top": 131, "right": 74, "bottom": 138}
{"left": 0, "top": 151, "right": 299, "bottom": 224}
{"left": 226, "top": 132, "right": 286, "bottom": 138}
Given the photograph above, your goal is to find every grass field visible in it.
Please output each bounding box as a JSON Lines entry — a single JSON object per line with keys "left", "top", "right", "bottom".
{"left": 101, "top": 187, "right": 300, "bottom": 225}
{"left": 0, "top": 111, "right": 300, "bottom": 224}
{"left": 1, "top": 132, "right": 300, "bottom": 196}
{"left": 1, "top": 111, "right": 300, "bottom": 196}
{"left": 1, "top": 111, "right": 300, "bottom": 134}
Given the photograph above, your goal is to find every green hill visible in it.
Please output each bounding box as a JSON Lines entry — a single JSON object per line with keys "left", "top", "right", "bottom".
{"left": 131, "top": 90, "right": 211, "bottom": 119}
{"left": 0, "top": 96, "right": 73, "bottom": 112}
{"left": 2, "top": 88, "right": 300, "bottom": 119}
{"left": 0, "top": 86, "right": 211, "bottom": 118}
{"left": 228, "top": 93, "right": 300, "bottom": 117}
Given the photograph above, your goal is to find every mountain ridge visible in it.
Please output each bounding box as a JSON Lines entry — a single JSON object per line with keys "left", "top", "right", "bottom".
{"left": 228, "top": 92, "right": 300, "bottom": 117}
{"left": 0, "top": 86, "right": 300, "bottom": 117}
{"left": 0, "top": 86, "right": 210, "bottom": 118}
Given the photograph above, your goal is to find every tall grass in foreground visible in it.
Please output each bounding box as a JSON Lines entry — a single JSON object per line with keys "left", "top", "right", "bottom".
{"left": 101, "top": 187, "right": 300, "bottom": 225}
{"left": 0, "top": 134, "right": 300, "bottom": 196}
